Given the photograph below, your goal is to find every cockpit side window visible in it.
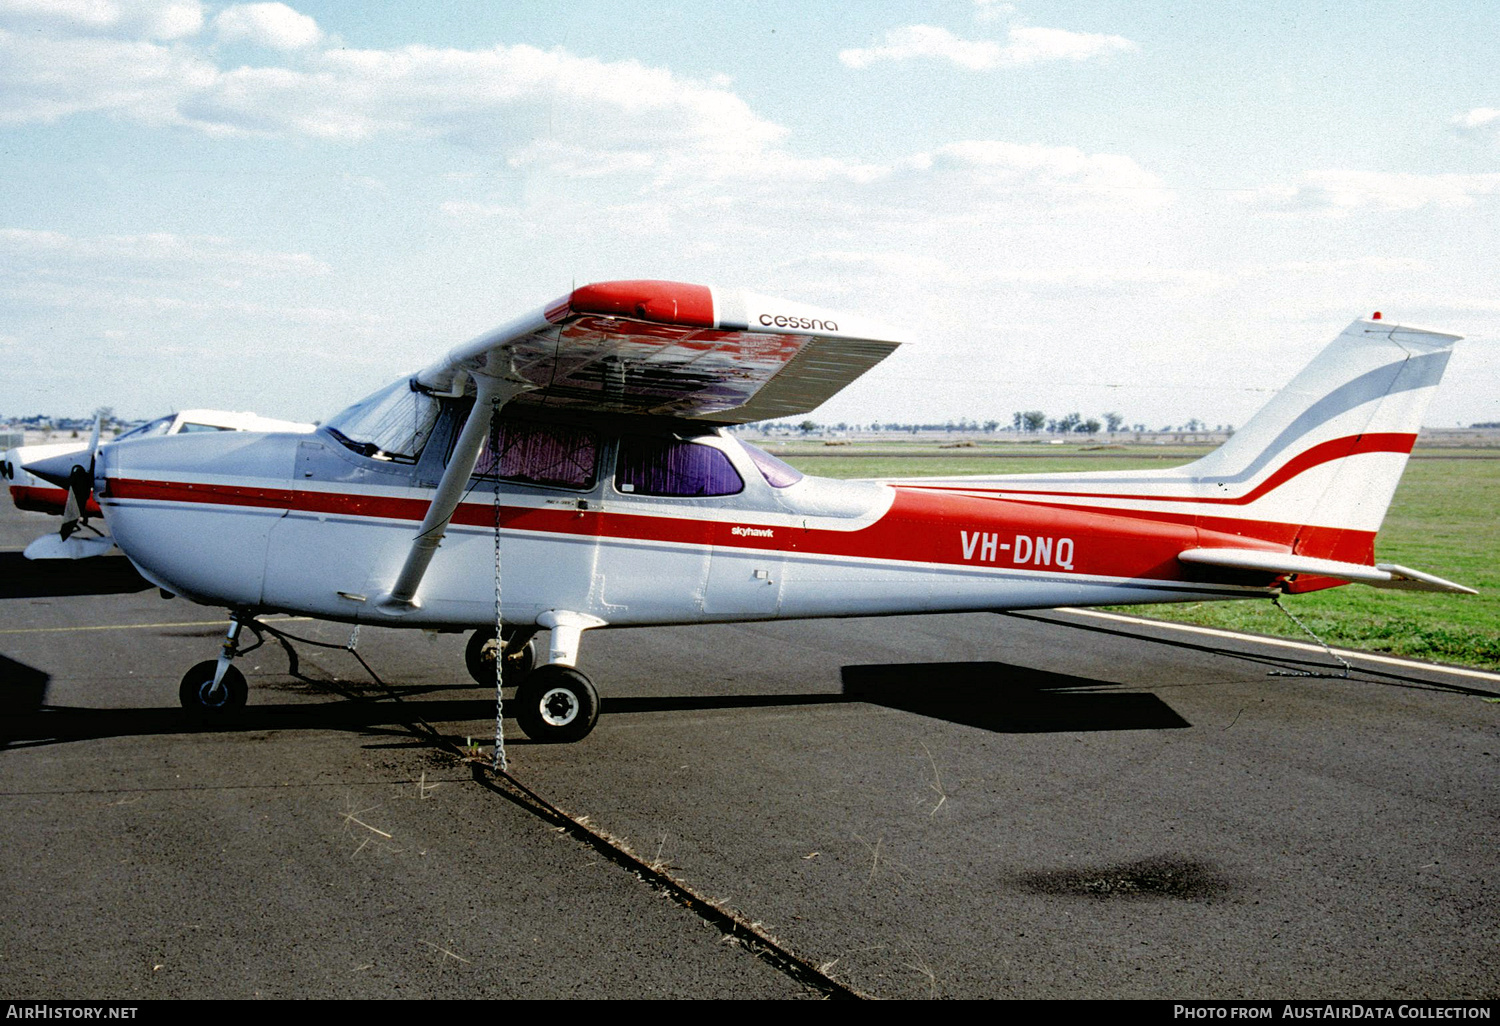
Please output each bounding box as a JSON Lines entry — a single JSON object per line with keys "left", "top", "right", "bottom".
{"left": 616, "top": 437, "right": 744, "bottom": 497}
{"left": 178, "top": 422, "right": 236, "bottom": 434}
{"left": 324, "top": 379, "right": 440, "bottom": 463}
{"left": 473, "top": 418, "right": 598, "bottom": 490}
{"left": 740, "top": 441, "right": 804, "bottom": 488}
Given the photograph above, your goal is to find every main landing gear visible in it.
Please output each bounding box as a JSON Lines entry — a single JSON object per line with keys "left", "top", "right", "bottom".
{"left": 464, "top": 625, "right": 538, "bottom": 686}
{"left": 512, "top": 665, "right": 600, "bottom": 744}
{"left": 466, "top": 616, "right": 602, "bottom": 744}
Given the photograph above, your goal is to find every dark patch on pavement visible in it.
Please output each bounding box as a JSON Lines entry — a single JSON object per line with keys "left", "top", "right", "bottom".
{"left": 841, "top": 661, "right": 1191, "bottom": 732}
{"left": 1016, "top": 855, "right": 1236, "bottom": 901}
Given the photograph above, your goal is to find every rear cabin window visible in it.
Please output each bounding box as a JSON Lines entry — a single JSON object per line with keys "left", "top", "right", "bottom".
{"left": 616, "top": 437, "right": 744, "bottom": 497}
{"left": 474, "top": 419, "right": 598, "bottom": 490}
{"left": 741, "top": 441, "right": 804, "bottom": 488}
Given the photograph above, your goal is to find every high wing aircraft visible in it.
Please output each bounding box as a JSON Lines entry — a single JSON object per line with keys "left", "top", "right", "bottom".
{"left": 5, "top": 409, "right": 313, "bottom": 559}
{"left": 28, "top": 280, "right": 1473, "bottom": 743}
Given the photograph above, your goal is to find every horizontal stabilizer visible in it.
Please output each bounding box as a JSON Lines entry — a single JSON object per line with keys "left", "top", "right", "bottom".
{"left": 1178, "top": 548, "right": 1476, "bottom": 594}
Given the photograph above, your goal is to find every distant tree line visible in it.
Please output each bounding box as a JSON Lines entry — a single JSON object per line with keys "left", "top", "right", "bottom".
{"left": 747, "top": 411, "right": 1231, "bottom": 437}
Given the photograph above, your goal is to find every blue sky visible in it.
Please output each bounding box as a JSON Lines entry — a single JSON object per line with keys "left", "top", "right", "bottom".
{"left": 2, "top": 0, "right": 1496, "bottom": 429}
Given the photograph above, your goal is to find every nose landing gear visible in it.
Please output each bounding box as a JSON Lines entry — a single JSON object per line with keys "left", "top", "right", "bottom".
{"left": 179, "top": 612, "right": 250, "bottom": 715}
{"left": 179, "top": 661, "right": 248, "bottom": 713}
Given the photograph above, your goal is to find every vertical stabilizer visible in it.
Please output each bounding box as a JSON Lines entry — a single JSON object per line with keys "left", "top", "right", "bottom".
{"left": 1180, "top": 318, "right": 1459, "bottom": 561}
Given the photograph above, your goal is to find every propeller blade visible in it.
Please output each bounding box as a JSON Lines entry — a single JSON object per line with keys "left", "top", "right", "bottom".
{"left": 60, "top": 463, "right": 92, "bottom": 540}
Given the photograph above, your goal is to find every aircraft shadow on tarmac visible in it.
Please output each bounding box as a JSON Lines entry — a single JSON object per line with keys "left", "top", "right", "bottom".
{"left": 0, "top": 552, "right": 152, "bottom": 599}
{"left": 0, "top": 659, "right": 1189, "bottom": 750}
{"left": 0, "top": 694, "right": 515, "bottom": 750}
{"left": 0, "top": 654, "right": 50, "bottom": 717}
{"left": 840, "top": 661, "right": 1190, "bottom": 732}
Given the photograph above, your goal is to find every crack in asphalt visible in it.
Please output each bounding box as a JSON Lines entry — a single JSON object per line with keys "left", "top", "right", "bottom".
{"left": 289, "top": 634, "right": 864, "bottom": 1001}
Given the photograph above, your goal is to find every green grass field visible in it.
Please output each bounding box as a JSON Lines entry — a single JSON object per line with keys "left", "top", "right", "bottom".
{"left": 773, "top": 443, "right": 1500, "bottom": 670}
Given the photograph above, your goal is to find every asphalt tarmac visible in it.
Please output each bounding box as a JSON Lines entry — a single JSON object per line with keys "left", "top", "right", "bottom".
{"left": 1, "top": 504, "right": 1496, "bottom": 1000}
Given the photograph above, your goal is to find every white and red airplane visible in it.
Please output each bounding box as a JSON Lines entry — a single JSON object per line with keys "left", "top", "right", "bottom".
{"left": 27, "top": 280, "right": 1472, "bottom": 742}
{"left": 5, "top": 409, "right": 313, "bottom": 559}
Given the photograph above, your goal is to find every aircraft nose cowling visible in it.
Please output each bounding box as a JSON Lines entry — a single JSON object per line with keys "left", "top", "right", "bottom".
{"left": 99, "top": 431, "right": 301, "bottom": 607}
{"left": 22, "top": 451, "right": 89, "bottom": 490}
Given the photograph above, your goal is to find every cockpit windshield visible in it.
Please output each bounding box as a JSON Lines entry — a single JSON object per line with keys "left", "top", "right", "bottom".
{"left": 324, "top": 379, "right": 440, "bottom": 462}
{"left": 116, "top": 414, "right": 175, "bottom": 441}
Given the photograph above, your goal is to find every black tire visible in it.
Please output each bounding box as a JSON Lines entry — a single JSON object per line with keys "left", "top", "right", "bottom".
{"left": 513, "top": 665, "right": 600, "bottom": 743}
{"left": 179, "top": 660, "right": 248, "bottom": 714}
{"left": 465, "top": 627, "right": 536, "bottom": 686}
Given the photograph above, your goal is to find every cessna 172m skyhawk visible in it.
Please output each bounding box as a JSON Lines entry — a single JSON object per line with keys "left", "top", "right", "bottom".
{"left": 26, "top": 280, "right": 1474, "bottom": 743}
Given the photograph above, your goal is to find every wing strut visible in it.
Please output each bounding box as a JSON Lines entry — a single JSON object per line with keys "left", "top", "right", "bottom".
{"left": 377, "top": 368, "right": 532, "bottom": 614}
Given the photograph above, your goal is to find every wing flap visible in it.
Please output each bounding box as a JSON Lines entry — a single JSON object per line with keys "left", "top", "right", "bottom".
{"left": 416, "top": 280, "right": 905, "bottom": 423}
{"left": 1178, "top": 548, "right": 1476, "bottom": 594}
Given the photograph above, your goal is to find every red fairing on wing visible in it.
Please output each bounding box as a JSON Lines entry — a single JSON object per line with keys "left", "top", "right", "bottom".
{"left": 566, "top": 280, "right": 715, "bottom": 328}
{"left": 10, "top": 485, "right": 102, "bottom": 517}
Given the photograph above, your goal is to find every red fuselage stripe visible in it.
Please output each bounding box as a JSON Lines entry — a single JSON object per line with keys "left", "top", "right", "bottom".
{"left": 104, "top": 472, "right": 1367, "bottom": 586}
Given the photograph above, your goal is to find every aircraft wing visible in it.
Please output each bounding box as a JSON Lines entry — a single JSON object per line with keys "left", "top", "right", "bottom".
{"left": 1178, "top": 548, "right": 1477, "bottom": 594}
{"left": 415, "top": 280, "right": 906, "bottom": 424}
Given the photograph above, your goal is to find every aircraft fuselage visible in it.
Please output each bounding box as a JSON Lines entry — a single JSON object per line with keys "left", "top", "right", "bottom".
{"left": 97, "top": 407, "right": 1274, "bottom": 631}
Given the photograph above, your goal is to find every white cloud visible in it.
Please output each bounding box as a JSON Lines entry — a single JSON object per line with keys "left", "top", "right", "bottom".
{"left": 1245, "top": 169, "right": 1500, "bottom": 213}
{"left": 0, "top": 0, "right": 202, "bottom": 39}
{"left": 1452, "top": 107, "right": 1500, "bottom": 138}
{"left": 1003, "top": 26, "right": 1137, "bottom": 64}
{"left": 972, "top": 1, "right": 1016, "bottom": 25}
{"left": 0, "top": 28, "right": 217, "bottom": 126}
{"left": 0, "top": 14, "right": 789, "bottom": 163}
{"left": 776, "top": 250, "right": 948, "bottom": 278}
{"left": 180, "top": 42, "right": 790, "bottom": 155}
{"left": 840, "top": 25, "right": 1000, "bottom": 70}
{"left": 839, "top": 23, "right": 1135, "bottom": 70}
{"left": 212, "top": 2, "right": 320, "bottom": 50}
{"left": 912, "top": 140, "right": 1169, "bottom": 207}
{"left": 0, "top": 227, "right": 329, "bottom": 275}
{"left": 439, "top": 200, "right": 518, "bottom": 220}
